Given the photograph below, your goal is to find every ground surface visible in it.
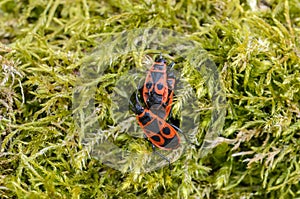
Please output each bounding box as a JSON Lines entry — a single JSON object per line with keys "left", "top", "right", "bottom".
{"left": 0, "top": 0, "right": 300, "bottom": 198}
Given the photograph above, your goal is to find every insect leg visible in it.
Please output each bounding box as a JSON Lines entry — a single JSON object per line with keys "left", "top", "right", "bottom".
{"left": 142, "top": 134, "right": 171, "bottom": 169}
{"left": 151, "top": 144, "right": 172, "bottom": 170}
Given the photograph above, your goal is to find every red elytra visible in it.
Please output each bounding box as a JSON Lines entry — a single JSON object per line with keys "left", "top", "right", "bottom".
{"left": 136, "top": 108, "right": 180, "bottom": 150}
{"left": 142, "top": 56, "right": 176, "bottom": 121}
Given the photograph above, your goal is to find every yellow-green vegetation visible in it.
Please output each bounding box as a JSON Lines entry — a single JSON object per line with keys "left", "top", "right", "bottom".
{"left": 1, "top": 0, "right": 300, "bottom": 198}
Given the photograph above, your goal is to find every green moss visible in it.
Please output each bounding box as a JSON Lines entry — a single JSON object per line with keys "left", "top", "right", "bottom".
{"left": 0, "top": 0, "right": 300, "bottom": 198}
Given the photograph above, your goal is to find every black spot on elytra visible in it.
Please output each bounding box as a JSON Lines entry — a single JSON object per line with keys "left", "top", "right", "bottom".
{"left": 162, "top": 127, "right": 171, "bottom": 135}
{"left": 151, "top": 135, "right": 160, "bottom": 142}
{"left": 157, "top": 83, "right": 163, "bottom": 90}
{"left": 146, "top": 82, "right": 152, "bottom": 89}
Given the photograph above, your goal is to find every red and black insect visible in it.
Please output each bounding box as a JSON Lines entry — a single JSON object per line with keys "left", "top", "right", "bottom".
{"left": 141, "top": 54, "right": 176, "bottom": 120}
{"left": 128, "top": 54, "right": 186, "bottom": 167}
{"left": 129, "top": 54, "right": 189, "bottom": 167}
{"left": 129, "top": 90, "right": 181, "bottom": 151}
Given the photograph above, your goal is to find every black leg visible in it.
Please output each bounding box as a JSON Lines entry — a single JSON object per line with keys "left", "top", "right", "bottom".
{"left": 143, "top": 134, "right": 171, "bottom": 169}
{"left": 151, "top": 144, "right": 172, "bottom": 170}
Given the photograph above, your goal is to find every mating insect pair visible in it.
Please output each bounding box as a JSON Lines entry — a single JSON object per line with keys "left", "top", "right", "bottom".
{"left": 129, "top": 54, "right": 186, "bottom": 166}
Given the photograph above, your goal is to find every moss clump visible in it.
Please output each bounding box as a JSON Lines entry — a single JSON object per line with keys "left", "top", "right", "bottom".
{"left": 0, "top": 0, "right": 300, "bottom": 198}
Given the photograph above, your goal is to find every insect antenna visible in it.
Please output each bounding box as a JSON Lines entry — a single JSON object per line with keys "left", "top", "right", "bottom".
{"left": 135, "top": 79, "right": 144, "bottom": 106}
{"left": 170, "top": 123, "right": 191, "bottom": 144}
{"left": 128, "top": 79, "right": 144, "bottom": 114}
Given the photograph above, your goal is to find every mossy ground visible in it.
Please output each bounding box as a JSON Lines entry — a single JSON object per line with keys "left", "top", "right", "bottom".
{"left": 0, "top": 0, "right": 300, "bottom": 198}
